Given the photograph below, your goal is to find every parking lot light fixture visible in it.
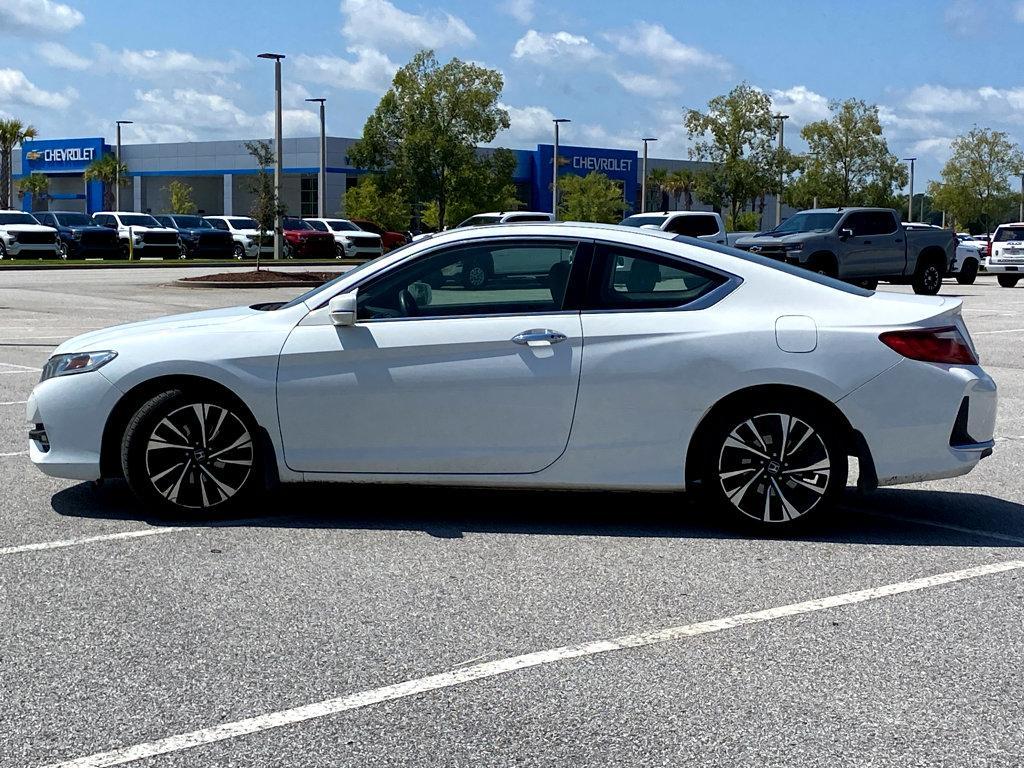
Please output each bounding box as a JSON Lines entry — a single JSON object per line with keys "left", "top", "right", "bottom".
{"left": 306, "top": 98, "right": 327, "bottom": 218}
{"left": 773, "top": 114, "right": 789, "bottom": 227}
{"left": 259, "top": 53, "right": 286, "bottom": 260}
{"left": 115, "top": 120, "right": 133, "bottom": 211}
{"left": 903, "top": 157, "right": 917, "bottom": 223}
{"left": 552, "top": 118, "right": 570, "bottom": 220}
{"left": 641, "top": 137, "right": 657, "bottom": 213}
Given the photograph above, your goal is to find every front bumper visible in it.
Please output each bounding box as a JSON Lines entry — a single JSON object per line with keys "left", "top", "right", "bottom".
{"left": 838, "top": 359, "right": 997, "bottom": 486}
{"left": 7, "top": 241, "right": 59, "bottom": 257}
{"left": 26, "top": 370, "right": 122, "bottom": 481}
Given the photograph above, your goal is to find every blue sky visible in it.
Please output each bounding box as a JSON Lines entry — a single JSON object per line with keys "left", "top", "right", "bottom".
{"left": 3, "top": 0, "right": 1024, "bottom": 185}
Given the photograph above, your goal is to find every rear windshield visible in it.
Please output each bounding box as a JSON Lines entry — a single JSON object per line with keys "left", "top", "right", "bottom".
{"left": 993, "top": 227, "right": 1024, "bottom": 241}
{"left": 620, "top": 215, "right": 668, "bottom": 228}
{"left": 768, "top": 212, "right": 841, "bottom": 234}
{"left": 675, "top": 236, "right": 874, "bottom": 297}
{"left": 457, "top": 215, "right": 502, "bottom": 227}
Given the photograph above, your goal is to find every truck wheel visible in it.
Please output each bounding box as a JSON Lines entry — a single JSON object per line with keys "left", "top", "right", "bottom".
{"left": 912, "top": 259, "right": 943, "bottom": 295}
{"left": 0, "top": 242, "right": 9, "bottom": 260}
{"left": 998, "top": 275, "right": 1020, "bottom": 288}
{"left": 232, "top": 243, "right": 245, "bottom": 260}
{"left": 855, "top": 279, "right": 878, "bottom": 290}
{"left": 956, "top": 259, "right": 978, "bottom": 285}
{"left": 806, "top": 254, "right": 837, "bottom": 278}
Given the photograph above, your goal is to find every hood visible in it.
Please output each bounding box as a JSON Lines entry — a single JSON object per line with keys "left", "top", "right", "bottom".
{"left": 66, "top": 225, "right": 112, "bottom": 233}
{"left": 180, "top": 227, "right": 230, "bottom": 236}
{"left": 128, "top": 225, "right": 177, "bottom": 234}
{"left": 739, "top": 232, "right": 813, "bottom": 245}
{"left": 54, "top": 305, "right": 258, "bottom": 354}
{"left": 1, "top": 224, "right": 54, "bottom": 233}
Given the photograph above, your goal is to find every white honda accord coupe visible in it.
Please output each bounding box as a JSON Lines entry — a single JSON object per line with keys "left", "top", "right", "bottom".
{"left": 27, "top": 223, "right": 997, "bottom": 527}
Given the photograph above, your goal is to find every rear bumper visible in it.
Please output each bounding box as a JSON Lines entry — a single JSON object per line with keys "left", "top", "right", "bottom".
{"left": 985, "top": 262, "right": 1023, "bottom": 274}
{"left": 838, "top": 359, "right": 997, "bottom": 486}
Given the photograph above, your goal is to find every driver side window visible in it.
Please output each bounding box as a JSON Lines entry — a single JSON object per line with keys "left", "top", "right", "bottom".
{"left": 356, "top": 240, "right": 579, "bottom": 320}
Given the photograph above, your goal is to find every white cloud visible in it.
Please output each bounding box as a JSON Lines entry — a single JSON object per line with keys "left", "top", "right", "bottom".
{"left": 36, "top": 41, "right": 90, "bottom": 70}
{"left": 512, "top": 30, "right": 602, "bottom": 64}
{"left": 1016, "top": 0, "right": 1024, "bottom": 22}
{"left": 0, "top": 68, "right": 75, "bottom": 109}
{"left": 904, "top": 84, "right": 981, "bottom": 113}
{"left": 769, "top": 85, "right": 830, "bottom": 125}
{"left": 613, "top": 71, "right": 677, "bottom": 98}
{"left": 497, "top": 102, "right": 555, "bottom": 143}
{"left": 261, "top": 109, "right": 321, "bottom": 137}
{"left": 606, "top": 23, "right": 730, "bottom": 72}
{"left": 0, "top": 0, "right": 83, "bottom": 35}
{"left": 92, "top": 44, "right": 246, "bottom": 80}
{"left": 878, "top": 105, "right": 948, "bottom": 138}
{"left": 294, "top": 47, "right": 399, "bottom": 93}
{"left": 906, "top": 136, "right": 955, "bottom": 162}
{"left": 340, "top": 0, "right": 474, "bottom": 50}
{"left": 502, "top": 0, "right": 534, "bottom": 24}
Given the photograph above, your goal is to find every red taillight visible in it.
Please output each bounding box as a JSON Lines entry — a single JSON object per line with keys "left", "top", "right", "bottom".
{"left": 879, "top": 325, "right": 978, "bottom": 365}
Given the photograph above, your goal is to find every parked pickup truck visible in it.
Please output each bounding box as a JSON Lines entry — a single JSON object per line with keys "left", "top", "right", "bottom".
{"left": 734, "top": 207, "right": 955, "bottom": 295}
{"left": 619, "top": 211, "right": 728, "bottom": 245}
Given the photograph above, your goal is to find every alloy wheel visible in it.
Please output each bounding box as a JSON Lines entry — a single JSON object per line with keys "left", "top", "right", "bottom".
{"left": 465, "top": 265, "right": 487, "bottom": 289}
{"left": 58, "top": 242, "right": 69, "bottom": 260}
{"left": 923, "top": 265, "right": 941, "bottom": 292}
{"left": 717, "top": 412, "right": 831, "bottom": 523}
{"left": 143, "top": 402, "right": 254, "bottom": 509}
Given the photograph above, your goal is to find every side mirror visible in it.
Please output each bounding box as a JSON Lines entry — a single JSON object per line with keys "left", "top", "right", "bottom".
{"left": 839, "top": 228, "right": 854, "bottom": 240}
{"left": 328, "top": 291, "right": 358, "bottom": 327}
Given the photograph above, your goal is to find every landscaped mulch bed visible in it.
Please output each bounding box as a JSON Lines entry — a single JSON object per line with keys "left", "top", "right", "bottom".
{"left": 178, "top": 269, "right": 342, "bottom": 288}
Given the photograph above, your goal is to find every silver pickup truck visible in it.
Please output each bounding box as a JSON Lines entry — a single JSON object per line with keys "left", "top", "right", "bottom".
{"left": 734, "top": 207, "right": 955, "bottom": 295}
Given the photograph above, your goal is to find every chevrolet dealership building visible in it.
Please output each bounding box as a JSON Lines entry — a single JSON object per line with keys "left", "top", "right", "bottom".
{"left": 12, "top": 135, "right": 781, "bottom": 221}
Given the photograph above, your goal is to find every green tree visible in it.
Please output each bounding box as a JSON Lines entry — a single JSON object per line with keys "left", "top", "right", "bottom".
{"left": 422, "top": 148, "right": 522, "bottom": 229}
{"left": 1, "top": 119, "right": 38, "bottom": 210}
{"left": 685, "top": 83, "right": 778, "bottom": 221}
{"left": 166, "top": 180, "right": 196, "bottom": 214}
{"left": 558, "top": 172, "right": 627, "bottom": 223}
{"left": 644, "top": 167, "right": 668, "bottom": 212}
{"left": 343, "top": 175, "right": 410, "bottom": 232}
{"left": 928, "top": 127, "right": 1024, "bottom": 233}
{"left": 83, "top": 153, "right": 129, "bottom": 210}
{"left": 244, "top": 140, "right": 285, "bottom": 271}
{"left": 349, "top": 50, "right": 510, "bottom": 229}
{"left": 663, "top": 169, "right": 696, "bottom": 210}
{"left": 18, "top": 173, "right": 48, "bottom": 210}
{"left": 799, "top": 99, "right": 907, "bottom": 207}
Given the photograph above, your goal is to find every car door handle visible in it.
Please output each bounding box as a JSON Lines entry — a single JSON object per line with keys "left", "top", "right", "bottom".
{"left": 512, "top": 329, "right": 568, "bottom": 346}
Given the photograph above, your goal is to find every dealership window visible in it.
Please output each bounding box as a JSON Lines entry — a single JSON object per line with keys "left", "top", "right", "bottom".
{"left": 300, "top": 175, "right": 318, "bottom": 218}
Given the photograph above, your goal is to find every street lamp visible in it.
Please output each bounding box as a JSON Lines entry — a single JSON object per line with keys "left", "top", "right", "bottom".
{"left": 552, "top": 118, "right": 570, "bottom": 220}
{"left": 903, "top": 157, "right": 917, "bottom": 223}
{"left": 773, "top": 113, "right": 789, "bottom": 227}
{"left": 641, "top": 137, "right": 657, "bottom": 213}
{"left": 115, "top": 120, "right": 133, "bottom": 211}
{"left": 306, "top": 97, "right": 326, "bottom": 218}
{"left": 259, "top": 52, "right": 286, "bottom": 260}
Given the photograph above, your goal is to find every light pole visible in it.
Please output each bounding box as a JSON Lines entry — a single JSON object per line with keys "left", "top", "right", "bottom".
{"left": 903, "top": 157, "right": 916, "bottom": 223}
{"left": 306, "top": 97, "right": 326, "bottom": 218}
{"left": 552, "top": 118, "right": 570, "bottom": 219}
{"left": 115, "top": 120, "right": 133, "bottom": 211}
{"left": 259, "top": 53, "right": 286, "bottom": 260}
{"left": 773, "top": 113, "right": 789, "bottom": 227}
{"left": 1019, "top": 173, "right": 1023, "bottom": 222}
{"left": 641, "top": 137, "right": 657, "bottom": 213}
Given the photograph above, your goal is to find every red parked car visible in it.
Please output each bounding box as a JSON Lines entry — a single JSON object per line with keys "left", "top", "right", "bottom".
{"left": 350, "top": 219, "right": 407, "bottom": 251}
{"left": 282, "top": 217, "right": 336, "bottom": 259}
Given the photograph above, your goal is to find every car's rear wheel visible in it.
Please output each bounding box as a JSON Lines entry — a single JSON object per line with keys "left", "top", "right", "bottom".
{"left": 232, "top": 243, "right": 245, "bottom": 260}
{"left": 700, "top": 402, "right": 847, "bottom": 528}
{"left": 956, "top": 259, "right": 978, "bottom": 285}
{"left": 121, "top": 389, "right": 261, "bottom": 514}
{"left": 912, "top": 258, "right": 943, "bottom": 295}
{"left": 998, "top": 275, "right": 1020, "bottom": 288}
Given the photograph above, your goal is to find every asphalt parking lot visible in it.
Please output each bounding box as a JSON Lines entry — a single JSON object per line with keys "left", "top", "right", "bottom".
{"left": 2, "top": 267, "right": 1024, "bottom": 767}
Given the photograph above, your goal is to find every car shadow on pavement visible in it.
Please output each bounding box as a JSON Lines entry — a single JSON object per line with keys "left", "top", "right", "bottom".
{"left": 51, "top": 481, "right": 1024, "bottom": 548}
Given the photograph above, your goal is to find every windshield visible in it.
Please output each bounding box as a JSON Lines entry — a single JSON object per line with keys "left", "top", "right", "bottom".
{"left": 119, "top": 214, "right": 163, "bottom": 227}
{"left": 227, "top": 217, "right": 258, "bottom": 229}
{"left": 283, "top": 217, "right": 313, "bottom": 230}
{"left": 307, "top": 220, "right": 328, "bottom": 232}
{"left": 457, "top": 215, "right": 501, "bottom": 227}
{"left": 0, "top": 212, "right": 41, "bottom": 225}
{"left": 172, "top": 216, "right": 210, "bottom": 228}
{"left": 54, "top": 213, "right": 91, "bottom": 226}
{"left": 675, "top": 236, "right": 874, "bottom": 297}
{"left": 329, "top": 220, "right": 360, "bottom": 232}
{"left": 994, "top": 227, "right": 1024, "bottom": 242}
{"left": 769, "top": 212, "right": 841, "bottom": 234}
{"left": 619, "top": 215, "right": 668, "bottom": 228}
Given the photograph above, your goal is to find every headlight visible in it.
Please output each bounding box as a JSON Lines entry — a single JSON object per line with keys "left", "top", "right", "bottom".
{"left": 133, "top": 235, "right": 143, "bottom": 245}
{"left": 40, "top": 351, "right": 117, "bottom": 382}
{"left": 8, "top": 233, "right": 18, "bottom": 244}
{"left": 784, "top": 243, "right": 804, "bottom": 251}
{"left": 243, "top": 237, "right": 253, "bottom": 246}
{"left": 340, "top": 237, "right": 353, "bottom": 245}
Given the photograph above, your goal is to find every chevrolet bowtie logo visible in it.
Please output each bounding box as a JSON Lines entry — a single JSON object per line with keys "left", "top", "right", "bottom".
{"left": 25, "top": 151, "right": 42, "bottom": 161}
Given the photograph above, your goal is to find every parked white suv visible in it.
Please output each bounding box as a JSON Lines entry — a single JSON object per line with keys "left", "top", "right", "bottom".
{"left": 457, "top": 211, "right": 554, "bottom": 227}
{"left": 987, "top": 222, "right": 1024, "bottom": 287}
{"left": 92, "top": 211, "right": 180, "bottom": 259}
{"left": 204, "top": 216, "right": 273, "bottom": 260}
{"left": 618, "top": 211, "right": 727, "bottom": 244}
{"left": 304, "top": 218, "right": 382, "bottom": 259}
{"left": 0, "top": 210, "right": 58, "bottom": 259}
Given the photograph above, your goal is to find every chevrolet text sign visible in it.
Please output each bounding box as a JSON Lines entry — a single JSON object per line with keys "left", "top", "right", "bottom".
{"left": 21, "top": 137, "right": 107, "bottom": 173}
{"left": 571, "top": 155, "right": 633, "bottom": 173}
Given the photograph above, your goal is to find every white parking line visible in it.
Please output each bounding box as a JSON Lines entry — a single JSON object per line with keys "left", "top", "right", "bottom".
{"left": 0, "top": 362, "right": 40, "bottom": 371}
{"left": 0, "top": 526, "right": 185, "bottom": 557}
{"left": 0, "top": 450, "right": 27, "bottom": 457}
{"left": 973, "top": 327, "right": 1024, "bottom": 335}
{"left": 48, "top": 559, "right": 1024, "bottom": 769}
{"left": 0, "top": 370, "right": 38, "bottom": 375}
{"left": 0, "top": 400, "right": 27, "bottom": 406}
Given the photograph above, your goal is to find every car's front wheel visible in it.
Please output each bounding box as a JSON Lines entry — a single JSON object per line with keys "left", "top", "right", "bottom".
{"left": 998, "top": 275, "right": 1020, "bottom": 288}
{"left": 700, "top": 402, "right": 846, "bottom": 527}
{"left": 121, "top": 389, "right": 261, "bottom": 514}
{"left": 956, "top": 259, "right": 978, "bottom": 285}
{"left": 233, "top": 243, "right": 245, "bottom": 260}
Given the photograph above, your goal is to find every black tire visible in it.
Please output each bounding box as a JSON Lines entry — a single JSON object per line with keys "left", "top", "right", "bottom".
{"left": 956, "top": 259, "right": 978, "bottom": 285}
{"left": 58, "top": 241, "right": 70, "bottom": 260}
{"left": 912, "top": 258, "right": 943, "bottom": 295}
{"left": 806, "top": 254, "right": 837, "bottom": 278}
{"left": 232, "top": 243, "right": 245, "bottom": 260}
{"left": 461, "top": 257, "right": 490, "bottom": 289}
{"left": 0, "top": 242, "right": 10, "bottom": 260}
{"left": 336, "top": 244, "right": 346, "bottom": 260}
{"left": 998, "top": 275, "right": 1020, "bottom": 288}
{"left": 856, "top": 278, "right": 878, "bottom": 290}
{"left": 699, "top": 399, "right": 847, "bottom": 528}
{"left": 284, "top": 241, "right": 295, "bottom": 259}
{"left": 118, "top": 240, "right": 130, "bottom": 260}
{"left": 121, "top": 389, "right": 261, "bottom": 514}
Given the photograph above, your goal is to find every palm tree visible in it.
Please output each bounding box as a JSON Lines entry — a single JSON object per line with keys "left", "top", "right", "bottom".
{"left": 18, "top": 173, "right": 49, "bottom": 211}
{"left": 84, "top": 154, "right": 129, "bottom": 210}
{"left": 0, "top": 119, "right": 38, "bottom": 210}
{"left": 645, "top": 168, "right": 668, "bottom": 211}
{"left": 665, "top": 169, "right": 696, "bottom": 211}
